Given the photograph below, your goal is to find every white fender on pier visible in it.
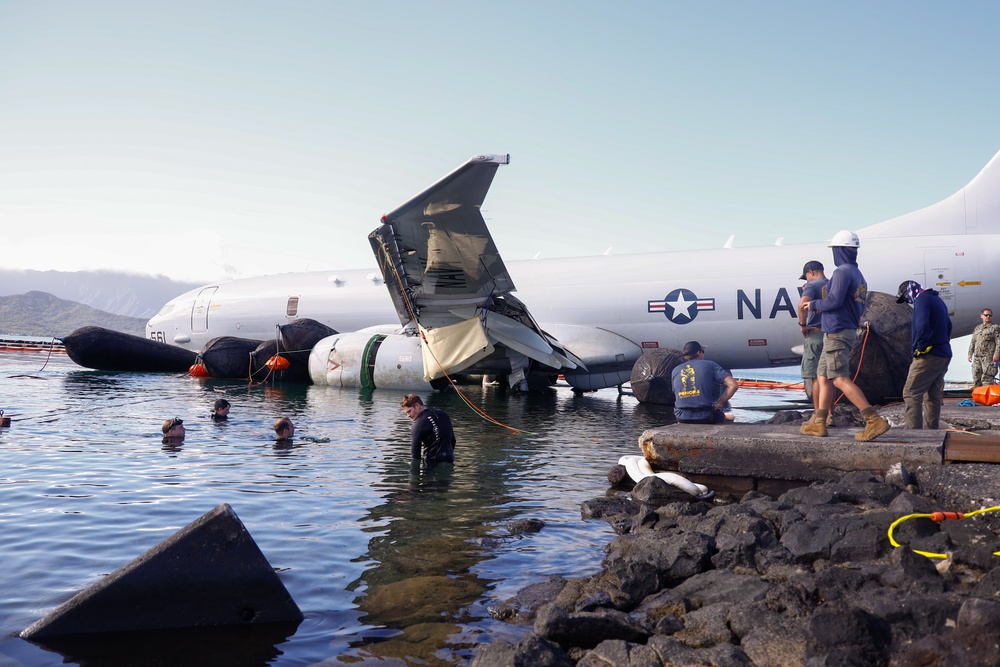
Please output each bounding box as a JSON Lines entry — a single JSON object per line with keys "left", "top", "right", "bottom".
{"left": 618, "top": 455, "right": 709, "bottom": 498}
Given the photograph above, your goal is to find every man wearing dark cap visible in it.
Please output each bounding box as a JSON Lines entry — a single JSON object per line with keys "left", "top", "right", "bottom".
{"left": 896, "top": 280, "right": 952, "bottom": 429}
{"left": 671, "top": 341, "right": 739, "bottom": 424}
{"left": 797, "top": 260, "right": 828, "bottom": 416}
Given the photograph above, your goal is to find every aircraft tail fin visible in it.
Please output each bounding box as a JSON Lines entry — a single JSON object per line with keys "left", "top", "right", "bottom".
{"left": 860, "top": 149, "right": 1000, "bottom": 239}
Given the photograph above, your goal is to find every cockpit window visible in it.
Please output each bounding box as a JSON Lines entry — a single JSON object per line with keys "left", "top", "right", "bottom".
{"left": 286, "top": 297, "right": 299, "bottom": 317}
{"left": 156, "top": 304, "right": 174, "bottom": 318}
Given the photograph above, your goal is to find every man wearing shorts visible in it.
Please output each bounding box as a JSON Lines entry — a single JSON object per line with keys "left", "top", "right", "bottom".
{"left": 800, "top": 231, "right": 889, "bottom": 441}
{"left": 797, "top": 260, "right": 828, "bottom": 414}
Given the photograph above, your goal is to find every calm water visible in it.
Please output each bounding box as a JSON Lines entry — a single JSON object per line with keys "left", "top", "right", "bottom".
{"left": 0, "top": 350, "right": 797, "bottom": 666}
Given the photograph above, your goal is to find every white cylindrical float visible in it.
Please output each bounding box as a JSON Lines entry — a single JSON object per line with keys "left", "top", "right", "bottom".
{"left": 309, "top": 331, "right": 429, "bottom": 390}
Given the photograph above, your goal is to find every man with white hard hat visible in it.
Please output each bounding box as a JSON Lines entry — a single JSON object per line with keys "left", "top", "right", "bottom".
{"left": 800, "top": 230, "right": 890, "bottom": 442}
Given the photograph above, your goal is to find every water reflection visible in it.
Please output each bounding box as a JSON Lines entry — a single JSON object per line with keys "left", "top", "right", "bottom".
{"left": 29, "top": 623, "right": 300, "bottom": 667}
{"left": 339, "top": 389, "right": 543, "bottom": 663}
{"left": 331, "top": 383, "right": 668, "bottom": 664}
{"left": 632, "top": 401, "right": 677, "bottom": 423}
{"left": 5, "top": 353, "right": 719, "bottom": 666}
{"left": 272, "top": 438, "right": 302, "bottom": 453}
{"left": 161, "top": 440, "right": 184, "bottom": 453}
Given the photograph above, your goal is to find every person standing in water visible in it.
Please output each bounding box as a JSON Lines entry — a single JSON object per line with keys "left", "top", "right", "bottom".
{"left": 273, "top": 417, "right": 294, "bottom": 442}
{"left": 401, "top": 394, "right": 455, "bottom": 464}
{"left": 211, "top": 398, "right": 231, "bottom": 421}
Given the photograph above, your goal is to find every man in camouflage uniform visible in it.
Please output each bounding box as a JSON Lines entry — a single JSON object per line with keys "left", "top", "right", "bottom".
{"left": 967, "top": 308, "right": 1000, "bottom": 386}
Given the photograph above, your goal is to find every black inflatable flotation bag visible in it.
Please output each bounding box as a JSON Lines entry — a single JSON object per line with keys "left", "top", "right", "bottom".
{"left": 201, "top": 336, "right": 263, "bottom": 379}
{"left": 629, "top": 348, "right": 685, "bottom": 405}
{"left": 850, "top": 291, "right": 914, "bottom": 405}
{"left": 63, "top": 326, "right": 197, "bottom": 372}
{"left": 278, "top": 319, "right": 337, "bottom": 366}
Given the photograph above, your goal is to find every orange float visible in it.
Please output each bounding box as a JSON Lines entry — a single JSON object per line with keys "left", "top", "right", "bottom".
{"left": 265, "top": 355, "right": 291, "bottom": 371}
{"left": 972, "top": 385, "right": 1000, "bottom": 406}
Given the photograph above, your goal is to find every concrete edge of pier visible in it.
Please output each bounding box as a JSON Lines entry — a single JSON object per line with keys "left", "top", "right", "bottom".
{"left": 638, "top": 402, "right": 1000, "bottom": 499}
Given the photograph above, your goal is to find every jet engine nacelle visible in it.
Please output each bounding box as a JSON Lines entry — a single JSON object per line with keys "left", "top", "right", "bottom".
{"left": 308, "top": 330, "right": 430, "bottom": 390}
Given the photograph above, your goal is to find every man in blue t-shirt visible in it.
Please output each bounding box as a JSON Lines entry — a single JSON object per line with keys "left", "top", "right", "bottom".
{"left": 797, "top": 260, "right": 829, "bottom": 413}
{"left": 671, "top": 341, "right": 739, "bottom": 424}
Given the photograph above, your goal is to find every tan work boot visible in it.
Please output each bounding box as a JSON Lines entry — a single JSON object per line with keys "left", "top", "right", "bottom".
{"left": 855, "top": 410, "right": 890, "bottom": 442}
{"left": 800, "top": 410, "right": 828, "bottom": 437}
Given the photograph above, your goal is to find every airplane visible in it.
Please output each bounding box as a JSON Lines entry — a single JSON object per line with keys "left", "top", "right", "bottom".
{"left": 146, "top": 149, "right": 1000, "bottom": 391}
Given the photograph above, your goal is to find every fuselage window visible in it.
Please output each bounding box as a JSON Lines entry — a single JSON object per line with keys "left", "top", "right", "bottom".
{"left": 286, "top": 296, "right": 299, "bottom": 317}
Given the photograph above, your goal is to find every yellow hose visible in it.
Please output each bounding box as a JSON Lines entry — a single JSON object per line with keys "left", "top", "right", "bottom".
{"left": 888, "top": 506, "right": 1000, "bottom": 559}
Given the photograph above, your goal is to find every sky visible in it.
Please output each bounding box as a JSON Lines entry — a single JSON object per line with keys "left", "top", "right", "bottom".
{"left": 2, "top": 1, "right": 1000, "bottom": 286}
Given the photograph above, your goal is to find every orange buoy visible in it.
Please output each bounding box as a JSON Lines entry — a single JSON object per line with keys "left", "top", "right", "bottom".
{"left": 189, "top": 362, "right": 209, "bottom": 377}
{"left": 265, "top": 355, "right": 290, "bottom": 371}
{"left": 972, "top": 385, "right": 1000, "bottom": 406}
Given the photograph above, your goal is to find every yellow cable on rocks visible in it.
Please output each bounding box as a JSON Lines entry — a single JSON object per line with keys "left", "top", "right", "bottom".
{"left": 888, "top": 506, "right": 1000, "bottom": 559}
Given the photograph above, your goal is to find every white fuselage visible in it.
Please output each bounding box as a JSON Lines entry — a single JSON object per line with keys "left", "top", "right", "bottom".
{"left": 146, "top": 233, "right": 994, "bottom": 372}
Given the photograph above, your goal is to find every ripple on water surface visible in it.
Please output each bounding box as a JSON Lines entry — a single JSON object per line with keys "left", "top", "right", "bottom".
{"left": 0, "top": 351, "right": 801, "bottom": 665}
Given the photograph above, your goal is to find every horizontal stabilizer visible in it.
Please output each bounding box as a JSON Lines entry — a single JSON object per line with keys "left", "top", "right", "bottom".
{"left": 369, "top": 154, "right": 513, "bottom": 327}
{"left": 367, "top": 153, "right": 585, "bottom": 380}
{"left": 21, "top": 504, "right": 301, "bottom": 640}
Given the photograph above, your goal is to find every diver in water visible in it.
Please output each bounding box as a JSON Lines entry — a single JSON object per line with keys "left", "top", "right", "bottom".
{"left": 400, "top": 394, "right": 455, "bottom": 464}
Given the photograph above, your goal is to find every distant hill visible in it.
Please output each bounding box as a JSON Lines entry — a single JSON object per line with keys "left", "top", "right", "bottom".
{"left": 0, "top": 269, "right": 201, "bottom": 319}
{"left": 0, "top": 291, "right": 148, "bottom": 338}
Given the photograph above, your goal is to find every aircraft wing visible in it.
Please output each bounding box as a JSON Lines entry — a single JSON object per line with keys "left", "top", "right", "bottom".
{"left": 368, "top": 153, "right": 583, "bottom": 381}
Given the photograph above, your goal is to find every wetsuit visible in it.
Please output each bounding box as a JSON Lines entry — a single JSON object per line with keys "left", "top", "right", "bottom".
{"left": 410, "top": 408, "right": 455, "bottom": 463}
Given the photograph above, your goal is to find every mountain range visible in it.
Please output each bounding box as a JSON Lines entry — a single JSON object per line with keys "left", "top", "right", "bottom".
{"left": 0, "top": 291, "right": 148, "bottom": 337}
{"left": 0, "top": 269, "right": 200, "bottom": 319}
{"left": 0, "top": 270, "right": 203, "bottom": 338}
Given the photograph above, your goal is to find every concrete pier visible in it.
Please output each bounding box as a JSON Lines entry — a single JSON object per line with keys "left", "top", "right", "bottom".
{"left": 638, "top": 401, "right": 1000, "bottom": 497}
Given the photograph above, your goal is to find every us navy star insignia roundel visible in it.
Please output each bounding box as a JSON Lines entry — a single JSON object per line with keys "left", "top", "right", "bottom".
{"left": 648, "top": 289, "right": 716, "bottom": 324}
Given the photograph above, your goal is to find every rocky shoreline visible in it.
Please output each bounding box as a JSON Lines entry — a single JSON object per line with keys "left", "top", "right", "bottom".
{"left": 472, "top": 459, "right": 1000, "bottom": 666}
